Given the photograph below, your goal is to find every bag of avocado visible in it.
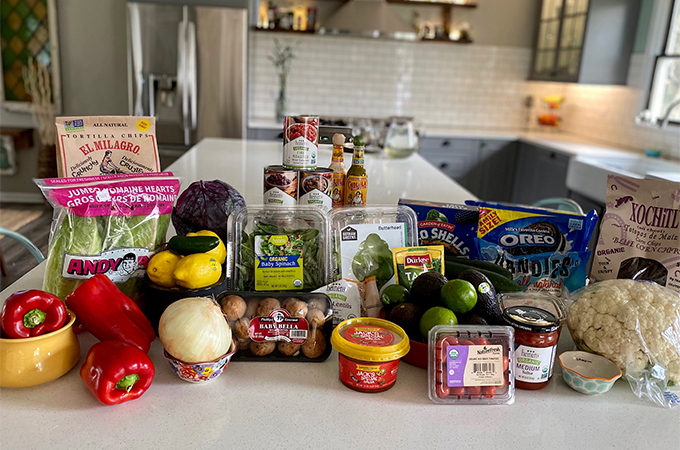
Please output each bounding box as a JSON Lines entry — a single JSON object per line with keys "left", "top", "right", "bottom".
{"left": 35, "top": 172, "right": 180, "bottom": 300}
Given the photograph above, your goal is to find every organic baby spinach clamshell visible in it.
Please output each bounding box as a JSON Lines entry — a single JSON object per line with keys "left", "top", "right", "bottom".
{"left": 228, "top": 205, "right": 332, "bottom": 292}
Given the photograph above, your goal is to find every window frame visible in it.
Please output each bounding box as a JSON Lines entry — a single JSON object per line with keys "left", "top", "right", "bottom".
{"left": 645, "top": 0, "right": 680, "bottom": 126}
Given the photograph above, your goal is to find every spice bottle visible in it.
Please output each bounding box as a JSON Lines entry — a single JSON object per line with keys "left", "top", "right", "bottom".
{"left": 329, "top": 134, "right": 347, "bottom": 208}
{"left": 345, "top": 136, "right": 367, "bottom": 206}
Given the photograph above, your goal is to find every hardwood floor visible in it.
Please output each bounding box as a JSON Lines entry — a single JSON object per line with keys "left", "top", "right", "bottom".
{"left": 0, "top": 204, "right": 52, "bottom": 291}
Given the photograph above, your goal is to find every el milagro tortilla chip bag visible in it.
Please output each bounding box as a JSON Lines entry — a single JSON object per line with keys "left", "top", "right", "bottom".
{"left": 55, "top": 116, "right": 160, "bottom": 178}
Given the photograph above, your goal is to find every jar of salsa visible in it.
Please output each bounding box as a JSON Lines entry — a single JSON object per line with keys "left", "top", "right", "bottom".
{"left": 331, "top": 318, "right": 410, "bottom": 393}
{"left": 503, "top": 306, "right": 561, "bottom": 390}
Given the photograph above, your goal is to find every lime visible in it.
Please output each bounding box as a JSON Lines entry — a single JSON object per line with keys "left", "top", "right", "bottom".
{"left": 440, "top": 279, "right": 477, "bottom": 314}
{"left": 381, "top": 284, "right": 410, "bottom": 307}
{"left": 419, "top": 306, "right": 458, "bottom": 339}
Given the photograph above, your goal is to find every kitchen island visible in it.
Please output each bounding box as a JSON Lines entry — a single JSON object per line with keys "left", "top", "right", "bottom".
{"left": 1, "top": 139, "right": 678, "bottom": 450}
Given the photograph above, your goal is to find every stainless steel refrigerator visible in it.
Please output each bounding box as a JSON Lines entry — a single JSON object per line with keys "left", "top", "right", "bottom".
{"left": 127, "top": 1, "right": 247, "bottom": 158}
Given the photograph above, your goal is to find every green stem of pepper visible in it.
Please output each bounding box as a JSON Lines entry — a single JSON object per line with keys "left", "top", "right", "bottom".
{"left": 115, "top": 374, "right": 140, "bottom": 392}
{"left": 23, "top": 309, "right": 46, "bottom": 329}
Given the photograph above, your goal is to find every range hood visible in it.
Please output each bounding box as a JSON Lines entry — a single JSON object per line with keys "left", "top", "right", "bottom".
{"left": 322, "top": 0, "right": 416, "bottom": 39}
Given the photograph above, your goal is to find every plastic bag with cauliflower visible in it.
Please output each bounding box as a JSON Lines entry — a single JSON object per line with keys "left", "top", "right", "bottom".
{"left": 567, "top": 279, "right": 680, "bottom": 408}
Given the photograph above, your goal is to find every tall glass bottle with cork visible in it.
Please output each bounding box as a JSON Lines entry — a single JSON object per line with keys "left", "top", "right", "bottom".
{"left": 344, "top": 136, "right": 367, "bottom": 206}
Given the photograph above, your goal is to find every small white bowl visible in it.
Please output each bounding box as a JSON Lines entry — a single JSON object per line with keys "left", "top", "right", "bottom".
{"left": 558, "top": 351, "right": 622, "bottom": 395}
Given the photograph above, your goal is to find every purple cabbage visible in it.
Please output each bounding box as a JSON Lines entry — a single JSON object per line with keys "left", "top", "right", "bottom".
{"left": 172, "top": 180, "right": 246, "bottom": 243}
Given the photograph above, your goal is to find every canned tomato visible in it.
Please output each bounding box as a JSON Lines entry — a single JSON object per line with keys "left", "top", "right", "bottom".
{"left": 283, "top": 115, "right": 319, "bottom": 170}
{"left": 264, "top": 165, "right": 298, "bottom": 206}
{"left": 299, "top": 168, "right": 332, "bottom": 211}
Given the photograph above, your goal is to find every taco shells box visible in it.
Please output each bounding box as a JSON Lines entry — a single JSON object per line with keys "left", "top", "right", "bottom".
{"left": 55, "top": 116, "right": 160, "bottom": 178}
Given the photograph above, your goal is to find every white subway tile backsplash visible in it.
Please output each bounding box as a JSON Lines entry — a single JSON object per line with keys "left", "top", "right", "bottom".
{"left": 249, "top": 32, "right": 679, "bottom": 157}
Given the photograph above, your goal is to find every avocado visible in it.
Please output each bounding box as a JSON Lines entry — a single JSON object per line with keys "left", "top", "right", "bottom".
{"left": 410, "top": 271, "right": 448, "bottom": 308}
{"left": 389, "top": 302, "right": 422, "bottom": 339}
{"left": 468, "top": 314, "right": 489, "bottom": 325}
{"left": 458, "top": 269, "right": 504, "bottom": 325}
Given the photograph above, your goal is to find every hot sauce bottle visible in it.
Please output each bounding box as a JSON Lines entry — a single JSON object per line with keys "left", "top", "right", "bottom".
{"left": 329, "top": 134, "right": 347, "bottom": 208}
{"left": 345, "top": 135, "right": 367, "bottom": 206}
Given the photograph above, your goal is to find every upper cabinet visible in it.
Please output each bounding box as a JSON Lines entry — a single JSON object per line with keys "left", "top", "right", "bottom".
{"left": 530, "top": 0, "right": 640, "bottom": 84}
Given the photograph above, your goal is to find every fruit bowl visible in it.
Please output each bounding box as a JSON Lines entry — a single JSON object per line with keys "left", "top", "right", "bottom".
{"left": 141, "top": 271, "right": 228, "bottom": 333}
{"left": 401, "top": 339, "right": 428, "bottom": 368}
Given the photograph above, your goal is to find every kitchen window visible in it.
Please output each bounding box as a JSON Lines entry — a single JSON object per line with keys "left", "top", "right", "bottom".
{"left": 647, "top": 0, "right": 680, "bottom": 125}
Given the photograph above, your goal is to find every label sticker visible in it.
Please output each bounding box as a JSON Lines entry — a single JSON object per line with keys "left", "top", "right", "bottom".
{"left": 515, "top": 344, "right": 557, "bottom": 383}
{"left": 338, "top": 353, "right": 399, "bottom": 390}
{"left": 446, "top": 344, "right": 503, "bottom": 387}
{"left": 249, "top": 309, "right": 310, "bottom": 344}
{"left": 344, "top": 325, "right": 395, "bottom": 347}
{"left": 136, "top": 119, "right": 150, "bottom": 132}
{"left": 254, "top": 234, "right": 304, "bottom": 290}
{"left": 62, "top": 247, "right": 152, "bottom": 282}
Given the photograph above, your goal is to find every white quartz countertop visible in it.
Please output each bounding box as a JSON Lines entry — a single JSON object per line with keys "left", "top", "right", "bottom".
{"left": 2, "top": 138, "right": 678, "bottom": 449}
{"left": 166, "top": 138, "right": 476, "bottom": 204}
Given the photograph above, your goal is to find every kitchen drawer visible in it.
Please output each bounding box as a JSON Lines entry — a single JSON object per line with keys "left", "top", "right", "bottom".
{"left": 419, "top": 138, "right": 478, "bottom": 154}
{"left": 247, "top": 127, "right": 282, "bottom": 141}
{"left": 421, "top": 149, "right": 479, "bottom": 180}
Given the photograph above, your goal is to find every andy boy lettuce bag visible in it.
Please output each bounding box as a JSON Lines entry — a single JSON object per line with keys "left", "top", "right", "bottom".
{"left": 35, "top": 173, "right": 180, "bottom": 300}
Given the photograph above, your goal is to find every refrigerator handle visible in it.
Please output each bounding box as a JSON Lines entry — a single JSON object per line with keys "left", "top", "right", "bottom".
{"left": 188, "top": 20, "right": 197, "bottom": 131}
{"left": 178, "top": 7, "right": 190, "bottom": 146}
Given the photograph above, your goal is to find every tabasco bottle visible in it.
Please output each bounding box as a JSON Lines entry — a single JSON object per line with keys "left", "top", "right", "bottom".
{"left": 345, "top": 135, "right": 367, "bottom": 206}
{"left": 329, "top": 134, "right": 347, "bottom": 207}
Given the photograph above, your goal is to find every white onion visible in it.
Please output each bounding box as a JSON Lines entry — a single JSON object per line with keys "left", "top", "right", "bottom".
{"left": 159, "top": 297, "right": 232, "bottom": 363}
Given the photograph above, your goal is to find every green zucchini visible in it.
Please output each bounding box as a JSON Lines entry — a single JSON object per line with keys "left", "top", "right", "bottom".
{"left": 445, "top": 261, "right": 522, "bottom": 292}
{"left": 168, "top": 235, "right": 219, "bottom": 255}
{"left": 445, "top": 256, "right": 513, "bottom": 279}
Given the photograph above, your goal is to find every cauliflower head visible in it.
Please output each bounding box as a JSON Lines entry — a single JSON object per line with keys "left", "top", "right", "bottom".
{"left": 567, "top": 279, "right": 680, "bottom": 384}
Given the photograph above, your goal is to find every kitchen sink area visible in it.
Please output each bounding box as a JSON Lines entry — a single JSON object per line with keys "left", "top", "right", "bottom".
{"left": 566, "top": 154, "right": 680, "bottom": 203}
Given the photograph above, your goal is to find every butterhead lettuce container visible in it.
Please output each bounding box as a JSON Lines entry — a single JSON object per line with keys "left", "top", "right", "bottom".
{"left": 331, "top": 317, "right": 410, "bottom": 393}
{"left": 228, "top": 206, "right": 332, "bottom": 292}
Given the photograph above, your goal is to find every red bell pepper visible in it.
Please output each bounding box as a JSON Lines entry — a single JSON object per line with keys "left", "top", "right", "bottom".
{"left": 1, "top": 290, "right": 68, "bottom": 338}
{"left": 66, "top": 274, "right": 156, "bottom": 352}
{"left": 80, "top": 340, "right": 155, "bottom": 405}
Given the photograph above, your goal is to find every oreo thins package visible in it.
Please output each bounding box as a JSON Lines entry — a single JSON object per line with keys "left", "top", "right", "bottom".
{"left": 466, "top": 201, "right": 598, "bottom": 293}
{"left": 398, "top": 199, "right": 479, "bottom": 258}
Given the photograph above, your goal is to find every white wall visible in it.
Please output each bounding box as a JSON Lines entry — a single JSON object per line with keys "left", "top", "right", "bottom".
{"left": 58, "top": 0, "right": 129, "bottom": 116}
{"left": 0, "top": 0, "right": 129, "bottom": 201}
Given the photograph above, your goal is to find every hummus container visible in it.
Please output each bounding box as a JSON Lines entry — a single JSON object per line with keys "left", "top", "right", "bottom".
{"left": 331, "top": 317, "right": 410, "bottom": 393}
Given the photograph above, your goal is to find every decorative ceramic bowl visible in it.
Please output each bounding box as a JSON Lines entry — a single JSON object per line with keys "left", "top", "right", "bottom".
{"left": 0, "top": 310, "right": 80, "bottom": 388}
{"left": 558, "top": 351, "right": 622, "bottom": 395}
{"left": 164, "top": 341, "right": 237, "bottom": 383}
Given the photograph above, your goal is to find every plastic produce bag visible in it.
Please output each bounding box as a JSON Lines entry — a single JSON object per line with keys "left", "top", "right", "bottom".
{"left": 36, "top": 172, "right": 180, "bottom": 301}
{"left": 567, "top": 279, "right": 680, "bottom": 408}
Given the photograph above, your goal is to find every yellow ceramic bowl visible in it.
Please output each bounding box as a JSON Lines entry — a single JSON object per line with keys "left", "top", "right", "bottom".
{"left": 0, "top": 309, "right": 80, "bottom": 388}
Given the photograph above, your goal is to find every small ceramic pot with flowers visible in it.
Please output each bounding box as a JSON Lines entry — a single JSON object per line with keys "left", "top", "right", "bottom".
{"left": 164, "top": 342, "right": 237, "bottom": 383}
